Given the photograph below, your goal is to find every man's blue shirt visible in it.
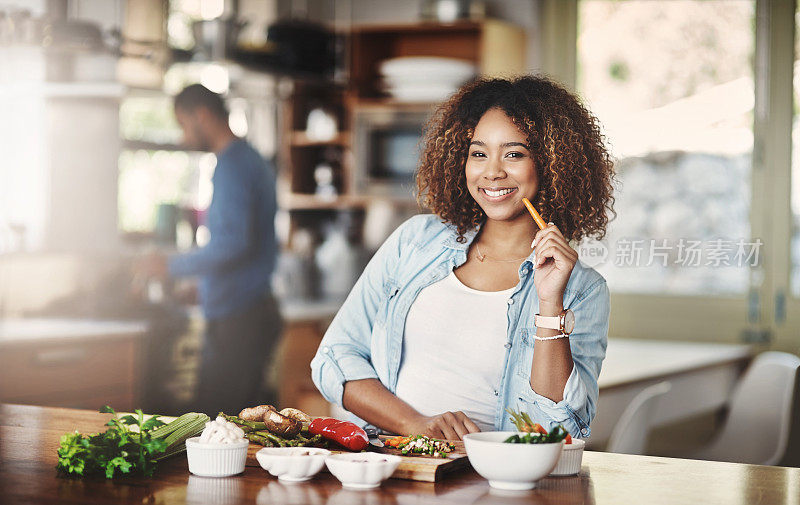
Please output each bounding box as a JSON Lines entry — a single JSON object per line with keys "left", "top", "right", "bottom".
{"left": 168, "top": 139, "right": 277, "bottom": 320}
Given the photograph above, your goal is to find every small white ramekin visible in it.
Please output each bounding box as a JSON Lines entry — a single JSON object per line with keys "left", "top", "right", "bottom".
{"left": 549, "top": 438, "right": 585, "bottom": 476}
{"left": 325, "top": 452, "right": 402, "bottom": 489}
{"left": 255, "top": 447, "right": 331, "bottom": 482}
{"left": 185, "top": 436, "right": 249, "bottom": 477}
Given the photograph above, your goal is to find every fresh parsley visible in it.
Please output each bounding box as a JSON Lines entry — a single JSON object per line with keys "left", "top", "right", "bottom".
{"left": 56, "top": 405, "right": 167, "bottom": 478}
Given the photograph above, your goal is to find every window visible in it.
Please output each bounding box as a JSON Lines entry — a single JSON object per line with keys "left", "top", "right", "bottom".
{"left": 577, "top": 0, "right": 756, "bottom": 296}
{"left": 792, "top": 6, "right": 800, "bottom": 297}
{"left": 542, "top": 0, "right": 798, "bottom": 346}
{"left": 117, "top": 149, "right": 212, "bottom": 234}
{"left": 117, "top": 91, "right": 210, "bottom": 238}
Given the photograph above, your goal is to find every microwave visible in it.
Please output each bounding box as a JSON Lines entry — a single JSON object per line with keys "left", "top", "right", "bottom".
{"left": 352, "top": 105, "right": 434, "bottom": 198}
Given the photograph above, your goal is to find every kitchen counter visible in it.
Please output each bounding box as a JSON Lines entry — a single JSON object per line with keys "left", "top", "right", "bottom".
{"left": 598, "top": 338, "right": 753, "bottom": 390}
{"left": 0, "top": 318, "right": 148, "bottom": 345}
{"left": 590, "top": 339, "right": 753, "bottom": 447}
{"left": 181, "top": 297, "right": 341, "bottom": 324}
{"left": 1, "top": 404, "right": 798, "bottom": 505}
{"left": 278, "top": 297, "right": 342, "bottom": 323}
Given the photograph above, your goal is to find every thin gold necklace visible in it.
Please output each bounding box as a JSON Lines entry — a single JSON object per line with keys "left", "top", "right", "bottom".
{"left": 474, "top": 243, "right": 530, "bottom": 263}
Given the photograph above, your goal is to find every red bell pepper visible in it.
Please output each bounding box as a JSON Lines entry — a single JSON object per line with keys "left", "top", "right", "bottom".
{"left": 309, "top": 418, "right": 369, "bottom": 451}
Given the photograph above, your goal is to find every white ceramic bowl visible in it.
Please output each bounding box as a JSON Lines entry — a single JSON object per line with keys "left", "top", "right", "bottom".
{"left": 185, "top": 436, "right": 249, "bottom": 477}
{"left": 550, "top": 438, "right": 585, "bottom": 476}
{"left": 324, "top": 452, "right": 402, "bottom": 489}
{"left": 255, "top": 447, "right": 331, "bottom": 482}
{"left": 378, "top": 56, "right": 476, "bottom": 80}
{"left": 463, "top": 432, "right": 564, "bottom": 490}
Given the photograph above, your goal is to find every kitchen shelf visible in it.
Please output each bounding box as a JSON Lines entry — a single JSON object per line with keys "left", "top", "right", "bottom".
{"left": 279, "top": 192, "right": 419, "bottom": 211}
{"left": 352, "top": 97, "right": 441, "bottom": 108}
{"left": 121, "top": 140, "right": 189, "bottom": 152}
{"left": 0, "top": 82, "right": 126, "bottom": 98}
{"left": 280, "top": 193, "right": 368, "bottom": 210}
{"left": 290, "top": 131, "right": 350, "bottom": 147}
{"left": 349, "top": 19, "right": 526, "bottom": 99}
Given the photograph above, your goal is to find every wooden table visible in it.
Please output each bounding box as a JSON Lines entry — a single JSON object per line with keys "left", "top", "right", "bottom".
{"left": 589, "top": 338, "right": 753, "bottom": 447}
{"left": 2, "top": 404, "right": 798, "bottom": 505}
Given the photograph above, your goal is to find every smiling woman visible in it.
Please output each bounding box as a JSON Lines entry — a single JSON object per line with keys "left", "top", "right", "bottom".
{"left": 311, "top": 75, "right": 615, "bottom": 441}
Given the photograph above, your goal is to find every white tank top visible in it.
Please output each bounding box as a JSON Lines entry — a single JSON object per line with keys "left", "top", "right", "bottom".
{"left": 394, "top": 270, "right": 515, "bottom": 432}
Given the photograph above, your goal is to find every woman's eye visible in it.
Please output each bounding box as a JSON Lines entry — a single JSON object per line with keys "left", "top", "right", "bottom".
{"left": 506, "top": 152, "right": 525, "bottom": 159}
{"left": 470, "top": 151, "right": 486, "bottom": 158}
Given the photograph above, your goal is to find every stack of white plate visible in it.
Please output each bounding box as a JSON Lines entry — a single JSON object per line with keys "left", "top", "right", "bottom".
{"left": 379, "top": 56, "right": 477, "bottom": 102}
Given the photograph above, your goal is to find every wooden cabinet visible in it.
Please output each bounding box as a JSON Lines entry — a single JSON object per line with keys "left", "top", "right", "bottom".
{"left": 275, "top": 320, "right": 330, "bottom": 416}
{"left": 280, "top": 82, "right": 352, "bottom": 198}
{"left": 0, "top": 320, "right": 146, "bottom": 411}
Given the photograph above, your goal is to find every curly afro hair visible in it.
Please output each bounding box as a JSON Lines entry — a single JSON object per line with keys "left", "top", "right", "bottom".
{"left": 416, "top": 74, "right": 616, "bottom": 243}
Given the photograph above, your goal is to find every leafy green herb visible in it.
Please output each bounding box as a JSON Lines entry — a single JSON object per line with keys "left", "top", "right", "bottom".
{"left": 56, "top": 405, "right": 167, "bottom": 478}
{"left": 504, "top": 425, "right": 570, "bottom": 444}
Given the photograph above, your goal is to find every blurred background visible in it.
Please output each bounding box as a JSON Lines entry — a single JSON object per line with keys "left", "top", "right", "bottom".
{"left": 1, "top": 0, "right": 799, "bottom": 466}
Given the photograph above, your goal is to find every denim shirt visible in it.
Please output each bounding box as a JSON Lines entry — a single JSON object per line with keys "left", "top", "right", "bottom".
{"left": 310, "top": 214, "right": 610, "bottom": 438}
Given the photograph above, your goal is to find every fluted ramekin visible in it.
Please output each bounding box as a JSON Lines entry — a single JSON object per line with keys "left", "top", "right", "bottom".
{"left": 185, "top": 436, "right": 249, "bottom": 477}
{"left": 549, "top": 438, "right": 585, "bottom": 476}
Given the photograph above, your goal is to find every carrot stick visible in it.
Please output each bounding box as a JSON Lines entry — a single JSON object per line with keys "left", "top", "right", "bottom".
{"left": 522, "top": 197, "right": 547, "bottom": 230}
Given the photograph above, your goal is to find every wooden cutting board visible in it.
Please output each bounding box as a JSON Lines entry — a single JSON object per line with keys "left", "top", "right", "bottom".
{"left": 246, "top": 436, "right": 471, "bottom": 482}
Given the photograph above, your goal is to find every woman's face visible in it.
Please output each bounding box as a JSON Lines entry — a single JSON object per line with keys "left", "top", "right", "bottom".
{"left": 465, "top": 107, "right": 538, "bottom": 222}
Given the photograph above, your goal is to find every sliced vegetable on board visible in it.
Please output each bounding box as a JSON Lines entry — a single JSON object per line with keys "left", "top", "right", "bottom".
{"left": 384, "top": 435, "right": 455, "bottom": 458}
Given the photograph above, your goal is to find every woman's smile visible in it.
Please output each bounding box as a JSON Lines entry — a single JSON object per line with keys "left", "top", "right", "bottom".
{"left": 479, "top": 186, "right": 518, "bottom": 202}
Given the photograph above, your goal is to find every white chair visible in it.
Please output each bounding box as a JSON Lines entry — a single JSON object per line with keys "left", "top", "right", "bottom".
{"left": 606, "top": 381, "right": 672, "bottom": 455}
{"left": 692, "top": 351, "right": 800, "bottom": 465}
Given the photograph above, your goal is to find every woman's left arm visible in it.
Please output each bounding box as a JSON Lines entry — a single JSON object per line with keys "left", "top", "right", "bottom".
{"left": 530, "top": 279, "right": 609, "bottom": 436}
{"left": 528, "top": 224, "right": 610, "bottom": 436}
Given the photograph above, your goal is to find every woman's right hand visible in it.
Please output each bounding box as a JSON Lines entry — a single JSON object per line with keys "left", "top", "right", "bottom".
{"left": 404, "top": 411, "right": 481, "bottom": 440}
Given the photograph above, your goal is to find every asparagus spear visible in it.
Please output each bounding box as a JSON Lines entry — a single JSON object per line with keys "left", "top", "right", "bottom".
{"left": 254, "top": 430, "right": 287, "bottom": 447}
{"left": 246, "top": 433, "right": 275, "bottom": 447}
{"left": 218, "top": 412, "right": 267, "bottom": 432}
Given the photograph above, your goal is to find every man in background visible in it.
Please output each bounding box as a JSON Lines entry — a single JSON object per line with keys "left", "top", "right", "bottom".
{"left": 141, "top": 84, "right": 281, "bottom": 415}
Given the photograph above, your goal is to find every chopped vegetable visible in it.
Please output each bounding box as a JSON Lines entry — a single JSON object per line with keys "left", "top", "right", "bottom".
{"left": 384, "top": 436, "right": 411, "bottom": 448}
{"left": 385, "top": 435, "right": 455, "bottom": 458}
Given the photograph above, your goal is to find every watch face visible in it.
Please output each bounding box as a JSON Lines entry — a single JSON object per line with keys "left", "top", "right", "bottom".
{"left": 563, "top": 310, "right": 576, "bottom": 334}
